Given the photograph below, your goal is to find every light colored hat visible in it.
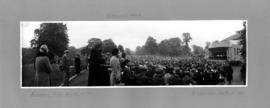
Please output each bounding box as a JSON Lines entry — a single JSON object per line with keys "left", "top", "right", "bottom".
{"left": 64, "top": 50, "right": 69, "bottom": 53}
{"left": 39, "top": 44, "right": 48, "bottom": 53}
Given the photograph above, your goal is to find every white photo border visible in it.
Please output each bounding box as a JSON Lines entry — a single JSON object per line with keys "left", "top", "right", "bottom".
{"left": 20, "top": 20, "right": 248, "bottom": 89}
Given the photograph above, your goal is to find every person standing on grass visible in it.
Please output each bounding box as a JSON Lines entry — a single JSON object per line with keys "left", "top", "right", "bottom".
{"left": 240, "top": 63, "right": 246, "bottom": 84}
{"left": 88, "top": 42, "right": 108, "bottom": 86}
{"left": 75, "top": 54, "right": 81, "bottom": 75}
{"left": 62, "top": 50, "right": 71, "bottom": 86}
{"left": 223, "top": 61, "right": 233, "bottom": 85}
{"left": 34, "top": 43, "right": 52, "bottom": 86}
{"left": 110, "top": 48, "right": 121, "bottom": 86}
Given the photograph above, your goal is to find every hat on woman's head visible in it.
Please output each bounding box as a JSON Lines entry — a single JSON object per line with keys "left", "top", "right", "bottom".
{"left": 111, "top": 48, "right": 119, "bottom": 56}
{"left": 39, "top": 44, "right": 49, "bottom": 53}
{"left": 64, "top": 50, "right": 69, "bottom": 53}
{"left": 92, "top": 39, "right": 103, "bottom": 50}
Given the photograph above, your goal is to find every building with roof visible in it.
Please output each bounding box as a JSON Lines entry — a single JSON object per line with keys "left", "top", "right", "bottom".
{"left": 206, "top": 31, "right": 243, "bottom": 62}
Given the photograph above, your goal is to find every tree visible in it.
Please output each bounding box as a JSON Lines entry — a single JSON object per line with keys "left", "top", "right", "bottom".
{"left": 239, "top": 22, "right": 247, "bottom": 62}
{"left": 102, "top": 39, "right": 117, "bottom": 53}
{"left": 143, "top": 36, "right": 158, "bottom": 55}
{"left": 30, "top": 39, "right": 37, "bottom": 48}
{"left": 31, "top": 23, "right": 69, "bottom": 57}
{"left": 182, "top": 33, "right": 192, "bottom": 55}
{"left": 118, "top": 44, "right": 124, "bottom": 52}
{"left": 135, "top": 46, "right": 143, "bottom": 55}
{"left": 68, "top": 46, "right": 78, "bottom": 59}
{"left": 205, "top": 42, "right": 211, "bottom": 50}
{"left": 204, "top": 42, "right": 211, "bottom": 58}
{"left": 124, "top": 48, "right": 132, "bottom": 55}
{"left": 158, "top": 37, "right": 183, "bottom": 56}
{"left": 80, "top": 46, "right": 90, "bottom": 56}
{"left": 158, "top": 39, "right": 169, "bottom": 56}
{"left": 87, "top": 38, "right": 102, "bottom": 49}
{"left": 167, "top": 37, "right": 183, "bottom": 56}
{"left": 80, "top": 38, "right": 102, "bottom": 56}
{"left": 192, "top": 45, "right": 204, "bottom": 56}
{"left": 183, "top": 33, "right": 192, "bottom": 46}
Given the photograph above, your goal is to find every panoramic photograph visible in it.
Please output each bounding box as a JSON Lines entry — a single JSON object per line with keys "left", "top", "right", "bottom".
{"left": 20, "top": 20, "right": 247, "bottom": 87}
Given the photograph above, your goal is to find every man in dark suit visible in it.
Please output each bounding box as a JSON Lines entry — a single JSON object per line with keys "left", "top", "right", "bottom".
{"left": 75, "top": 54, "right": 81, "bottom": 75}
{"left": 62, "top": 50, "right": 71, "bottom": 86}
{"left": 223, "top": 61, "right": 233, "bottom": 85}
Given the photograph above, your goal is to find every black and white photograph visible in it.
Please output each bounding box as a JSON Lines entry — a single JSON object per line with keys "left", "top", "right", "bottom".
{"left": 3, "top": 0, "right": 270, "bottom": 107}
{"left": 21, "top": 20, "right": 247, "bottom": 87}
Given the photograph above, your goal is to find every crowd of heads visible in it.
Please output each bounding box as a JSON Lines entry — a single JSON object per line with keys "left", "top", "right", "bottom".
{"left": 37, "top": 42, "right": 230, "bottom": 86}
{"left": 121, "top": 55, "right": 227, "bottom": 85}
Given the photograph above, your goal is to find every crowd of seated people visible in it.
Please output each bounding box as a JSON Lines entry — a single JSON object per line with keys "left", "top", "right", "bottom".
{"left": 120, "top": 55, "right": 227, "bottom": 86}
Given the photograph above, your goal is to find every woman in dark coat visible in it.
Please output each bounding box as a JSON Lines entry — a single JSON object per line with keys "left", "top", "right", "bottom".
{"left": 34, "top": 43, "right": 53, "bottom": 86}
{"left": 223, "top": 62, "right": 233, "bottom": 85}
{"left": 75, "top": 54, "right": 81, "bottom": 75}
{"left": 88, "top": 43, "right": 109, "bottom": 86}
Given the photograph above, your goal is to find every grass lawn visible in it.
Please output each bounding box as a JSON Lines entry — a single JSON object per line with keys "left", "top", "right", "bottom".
{"left": 22, "top": 63, "right": 77, "bottom": 87}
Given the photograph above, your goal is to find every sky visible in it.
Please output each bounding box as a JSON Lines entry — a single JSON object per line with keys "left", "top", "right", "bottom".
{"left": 21, "top": 20, "right": 245, "bottom": 51}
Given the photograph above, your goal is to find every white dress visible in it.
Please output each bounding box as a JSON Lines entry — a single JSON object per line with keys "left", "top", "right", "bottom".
{"left": 109, "top": 56, "right": 121, "bottom": 86}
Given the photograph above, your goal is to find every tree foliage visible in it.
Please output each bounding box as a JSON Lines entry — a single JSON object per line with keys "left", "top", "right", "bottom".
{"left": 80, "top": 38, "right": 102, "bottom": 56}
{"left": 87, "top": 38, "right": 102, "bottom": 49}
{"left": 143, "top": 36, "right": 158, "bottom": 55}
{"left": 158, "top": 39, "right": 170, "bottom": 56}
{"left": 158, "top": 37, "right": 183, "bottom": 56}
{"left": 102, "top": 39, "right": 117, "bottom": 53}
{"left": 80, "top": 46, "right": 90, "bottom": 56}
{"left": 118, "top": 44, "right": 124, "bottom": 52}
{"left": 183, "top": 33, "right": 192, "bottom": 46}
{"left": 31, "top": 23, "right": 69, "bottom": 57}
{"left": 135, "top": 46, "right": 143, "bottom": 55}
{"left": 167, "top": 37, "right": 183, "bottom": 56}
{"left": 205, "top": 42, "right": 211, "bottom": 49}
{"left": 135, "top": 35, "right": 192, "bottom": 57}
{"left": 124, "top": 48, "right": 132, "bottom": 55}
{"left": 68, "top": 46, "right": 78, "bottom": 59}
{"left": 239, "top": 22, "right": 247, "bottom": 62}
{"left": 182, "top": 33, "right": 192, "bottom": 55}
{"left": 192, "top": 45, "right": 204, "bottom": 56}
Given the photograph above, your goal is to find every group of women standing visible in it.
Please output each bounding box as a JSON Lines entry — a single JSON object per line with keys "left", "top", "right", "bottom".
{"left": 34, "top": 42, "right": 127, "bottom": 86}
{"left": 87, "top": 42, "right": 126, "bottom": 86}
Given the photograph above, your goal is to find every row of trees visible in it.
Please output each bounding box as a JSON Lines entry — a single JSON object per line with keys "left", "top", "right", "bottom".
{"left": 239, "top": 22, "right": 246, "bottom": 62}
{"left": 23, "top": 23, "right": 69, "bottom": 64}
{"left": 80, "top": 38, "right": 132, "bottom": 56}
{"left": 135, "top": 33, "right": 205, "bottom": 57}
{"left": 23, "top": 23, "right": 206, "bottom": 64}
{"left": 23, "top": 23, "right": 133, "bottom": 65}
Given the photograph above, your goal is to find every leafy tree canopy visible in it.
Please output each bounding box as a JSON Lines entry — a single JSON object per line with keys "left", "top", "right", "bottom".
{"left": 102, "top": 39, "right": 117, "bottom": 53}
{"left": 31, "top": 23, "right": 69, "bottom": 57}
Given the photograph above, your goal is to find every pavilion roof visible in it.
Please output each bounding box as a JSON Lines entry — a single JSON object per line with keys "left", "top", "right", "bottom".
{"left": 209, "top": 32, "right": 241, "bottom": 48}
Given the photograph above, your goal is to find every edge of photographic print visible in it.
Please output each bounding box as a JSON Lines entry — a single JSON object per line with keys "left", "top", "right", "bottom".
{"left": 20, "top": 20, "right": 248, "bottom": 89}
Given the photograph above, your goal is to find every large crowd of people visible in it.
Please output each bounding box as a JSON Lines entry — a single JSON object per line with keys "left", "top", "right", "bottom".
{"left": 121, "top": 55, "right": 229, "bottom": 85}
{"left": 33, "top": 43, "right": 237, "bottom": 86}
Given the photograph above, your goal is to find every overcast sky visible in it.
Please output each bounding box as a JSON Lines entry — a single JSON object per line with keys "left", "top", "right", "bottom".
{"left": 21, "top": 20, "right": 245, "bottom": 51}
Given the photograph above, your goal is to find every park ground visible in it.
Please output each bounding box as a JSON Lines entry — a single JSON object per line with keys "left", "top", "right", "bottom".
{"left": 66, "top": 66, "right": 244, "bottom": 86}
{"left": 22, "top": 64, "right": 244, "bottom": 87}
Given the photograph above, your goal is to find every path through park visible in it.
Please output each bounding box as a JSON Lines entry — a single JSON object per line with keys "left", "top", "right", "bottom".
{"left": 69, "top": 69, "right": 89, "bottom": 86}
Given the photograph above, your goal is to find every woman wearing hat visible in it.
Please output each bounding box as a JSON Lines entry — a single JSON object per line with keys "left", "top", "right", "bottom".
{"left": 88, "top": 40, "right": 109, "bottom": 86}
{"left": 34, "top": 43, "right": 53, "bottom": 86}
{"left": 110, "top": 48, "right": 121, "bottom": 86}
